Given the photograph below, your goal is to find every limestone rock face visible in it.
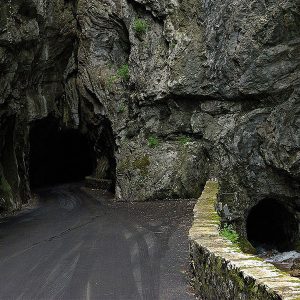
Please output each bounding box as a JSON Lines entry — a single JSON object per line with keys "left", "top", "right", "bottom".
{"left": 0, "top": 0, "right": 78, "bottom": 210}
{"left": 0, "top": 0, "right": 299, "bottom": 235}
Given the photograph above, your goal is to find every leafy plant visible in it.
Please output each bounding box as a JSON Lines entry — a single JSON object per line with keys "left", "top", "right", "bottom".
{"left": 220, "top": 224, "right": 239, "bottom": 244}
{"left": 170, "top": 41, "right": 177, "bottom": 49}
{"left": 179, "top": 135, "right": 191, "bottom": 145}
{"left": 133, "top": 18, "right": 148, "bottom": 35}
{"left": 117, "top": 64, "right": 130, "bottom": 81}
{"left": 107, "top": 75, "right": 118, "bottom": 88}
{"left": 117, "top": 104, "right": 126, "bottom": 113}
{"left": 148, "top": 136, "right": 159, "bottom": 148}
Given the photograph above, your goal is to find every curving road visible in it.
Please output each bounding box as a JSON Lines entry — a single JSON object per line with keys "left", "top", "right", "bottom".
{"left": 0, "top": 183, "right": 196, "bottom": 300}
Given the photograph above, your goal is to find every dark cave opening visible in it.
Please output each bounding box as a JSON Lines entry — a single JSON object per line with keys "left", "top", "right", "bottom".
{"left": 29, "top": 117, "right": 97, "bottom": 188}
{"left": 246, "top": 199, "right": 299, "bottom": 251}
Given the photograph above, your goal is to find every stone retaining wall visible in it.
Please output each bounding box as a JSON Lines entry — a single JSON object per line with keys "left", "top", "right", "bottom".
{"left": 189, "top": 180, "right": 300, "bottom": 300}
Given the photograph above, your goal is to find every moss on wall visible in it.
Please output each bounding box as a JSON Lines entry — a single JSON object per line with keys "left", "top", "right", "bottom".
{"left": 132, "top": 155, "right": 150, "bottom": 176}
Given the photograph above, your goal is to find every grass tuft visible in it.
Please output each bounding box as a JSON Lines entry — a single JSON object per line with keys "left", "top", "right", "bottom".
{"left": 178, "top": 135, "right": 191, "bottom": 145}
{"left": 148, "top": 136, "right": 159, "bottom": 148}
{"left": 117, "top": 64, "right": 129, "bottom": 81}
{"left": 220, "top": 224, "right": 239, "bottom": 244}
{"left": 133, "top": 18, "right": 148, "bottom": 35}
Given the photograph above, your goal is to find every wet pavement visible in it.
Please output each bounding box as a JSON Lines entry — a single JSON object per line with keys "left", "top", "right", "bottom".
{"left": 0, "top": 183, "right": 196, "bottom": 300}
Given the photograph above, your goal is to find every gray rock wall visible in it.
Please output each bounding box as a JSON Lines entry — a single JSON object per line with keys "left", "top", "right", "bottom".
{"left": 0, "top": 0, "right": 299, "bottom": 238}
{"left": 0, "top": 0, "right": 78, "bottom": 209}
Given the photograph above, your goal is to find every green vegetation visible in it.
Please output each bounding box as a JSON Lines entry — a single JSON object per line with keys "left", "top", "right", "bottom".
{"left": 107, "top": 75, "right": 118, "bottom": 88}
{"left": 178, "top": 135, "right": 191, "bottom": 145}
{"left": 117, "top": 64, "right": 129, "bottom": 81}
{"left": 220, "top": 224, "right": 239, "bottom": 244}
{"left": 117, "top": 104, "right": 126, "bottom": 113}
{"left": 102, "top": 64, "right": 129, "bottom": 89}
{"left": 170, "top": 41, "right": 177, "bottom": 49}
{"left": 219, "top": 223, "right": 256, "bottom": 253}
{"left": 148, "top": 136, "right": 159, "bottom": 148}
{"left": 133, "top": 18, "right": 148, "bottom": 35}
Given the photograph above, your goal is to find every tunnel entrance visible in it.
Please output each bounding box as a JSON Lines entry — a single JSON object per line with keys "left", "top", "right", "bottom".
{"left": 29, "top": 117, "right": 97, "bottom": 188}
{"left": 246, "top": 199, "right": 299, "bottom": 251}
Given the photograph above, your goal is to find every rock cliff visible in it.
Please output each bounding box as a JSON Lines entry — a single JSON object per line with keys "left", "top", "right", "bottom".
{"left": 0, "top": 0, "right": 299, "bottom": 238}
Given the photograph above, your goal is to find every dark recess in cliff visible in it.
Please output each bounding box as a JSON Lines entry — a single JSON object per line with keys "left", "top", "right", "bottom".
{"left": 246, "top": 199, "right": 299, "bottom": 251}
{"left": 29, "top": 116, "right": 96, "bottom": 188}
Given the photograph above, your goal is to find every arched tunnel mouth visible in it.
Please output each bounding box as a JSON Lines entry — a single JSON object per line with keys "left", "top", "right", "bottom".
{"left": 29, "top": 117, "right": 97, "bottom": 188}
{"left": 246, "top": 199, "right": 299, "bottom": 251}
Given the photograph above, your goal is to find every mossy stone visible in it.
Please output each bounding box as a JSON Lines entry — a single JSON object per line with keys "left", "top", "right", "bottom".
{"left": 132, "top": 155, "right": 150, "bottom": 176}
{"left": 238, "top": 237, "right": 257, "bottom": 254}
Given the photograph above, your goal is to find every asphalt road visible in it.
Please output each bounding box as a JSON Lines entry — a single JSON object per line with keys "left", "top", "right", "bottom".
{"left": 0, "top": 183, "right": 196, "bottom": 300}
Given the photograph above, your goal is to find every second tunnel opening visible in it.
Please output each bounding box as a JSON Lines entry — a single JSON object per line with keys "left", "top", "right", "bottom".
{"left": 246, "top": 198, "right": 299, "bottom": 251}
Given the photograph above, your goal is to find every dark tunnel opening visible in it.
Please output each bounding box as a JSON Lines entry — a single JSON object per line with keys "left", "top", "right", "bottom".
{"left": 29, "top": 117, "right": 97, "bottom": 188}
{"left": 246, "top": 199, "right": 299, "bottom": 251}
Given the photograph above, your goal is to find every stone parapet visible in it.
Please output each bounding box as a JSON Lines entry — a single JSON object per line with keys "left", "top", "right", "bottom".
{"left": 189, "top": 180, "right": 300, "bottom": 300}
